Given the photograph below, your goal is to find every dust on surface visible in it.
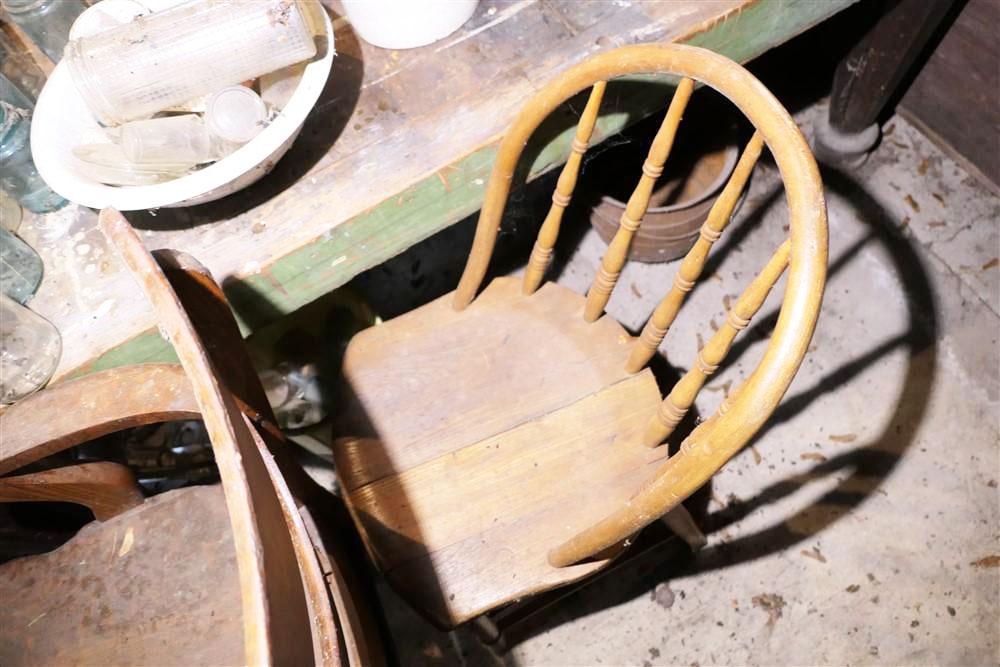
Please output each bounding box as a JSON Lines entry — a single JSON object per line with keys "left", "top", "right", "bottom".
{"left": 751, "top": 593, "right": 785, "bottom": 627}
{"left": 970, "top": 555, "right": 1000, "bottom": 568}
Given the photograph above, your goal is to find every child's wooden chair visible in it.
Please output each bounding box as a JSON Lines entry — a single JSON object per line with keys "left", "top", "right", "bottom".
{"left": 331, "top": 44, "right": 827, "bottom": 630}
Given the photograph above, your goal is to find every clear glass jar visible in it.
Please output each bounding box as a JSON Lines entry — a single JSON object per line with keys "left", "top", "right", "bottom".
{"left": 260, "top": 362, "right": 327, "bottom": 430}
{"left": 0, "top": 293, "right": 60, "bottom": 404}
{"left": 0, "top": 228, "right": 42, "bottom": 303}
{"left": 0, "top": 189, "right": 22, "bottom": 232}
{"left": 1, "top": 0, "right": 85, "bottom": 63}
{"left": 0, "top": 101, "right": 66, "bottom": 213}
{"left": 0, "top": 72, "right": 34, "bottom": 109}
{"left": 63, "top": 0, "right": 315, "bottom": 125}
{"left": 120, "top": 114, "right": 236, "bottom": 166}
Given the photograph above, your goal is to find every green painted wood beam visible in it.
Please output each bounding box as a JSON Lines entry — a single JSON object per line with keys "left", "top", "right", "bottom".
{"left": 73, "top": 0, "right": 857, "bottom": 379}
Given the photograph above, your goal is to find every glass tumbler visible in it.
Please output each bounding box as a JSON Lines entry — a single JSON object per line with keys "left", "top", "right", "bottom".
{"left": 0, "top": 228, "right": 43, "bottom": 303}
{"left": 64, "top": 0, "right": 317, "bottom": 126}
{"left": 204, "top": 86, "right": 268, "bottom": 144}
{"left": 0, "top": 293, "right": 60, "bottom": 404}
{"left": 121, "top": 114, "right": 232, "bottom": 166}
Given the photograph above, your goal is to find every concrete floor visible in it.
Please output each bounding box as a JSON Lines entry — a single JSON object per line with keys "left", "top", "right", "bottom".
{"left": 347, "top": 99, "right": 999, "bottom": 666}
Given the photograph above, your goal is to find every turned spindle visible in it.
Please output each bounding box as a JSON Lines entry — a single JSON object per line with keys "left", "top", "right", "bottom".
{"left": 643, "top": 239, "right": 791, "bottom": 447}
{"left": 627, "top": 131, "right": 765, "bottom": 372}
{"left": 583, "top": 77, "right": 695, "bottom": 322}
{"left": 523, "top": 82, "right": 607, "bottom": 295}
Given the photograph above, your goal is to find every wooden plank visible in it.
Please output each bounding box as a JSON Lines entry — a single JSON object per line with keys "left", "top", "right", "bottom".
{"left": 898, "top": 0, "right": 1000, "bottom": 194}
{"left": 345, "top": 371, "right": 667, "bottom": 628}
{"left": 21, "top": 0, "right": 857, "bottom": 382}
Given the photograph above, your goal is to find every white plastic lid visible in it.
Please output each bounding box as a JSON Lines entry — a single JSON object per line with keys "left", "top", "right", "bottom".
{"left": 204, "top": 86, "right": 268, "bottom": 145}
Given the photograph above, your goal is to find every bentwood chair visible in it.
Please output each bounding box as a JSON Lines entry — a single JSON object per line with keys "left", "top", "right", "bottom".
{"left": 0, "top": 212, "right": 383, "bottom": 667}
{"left": 331, "top": 43, "right": 827, "bottom": 631}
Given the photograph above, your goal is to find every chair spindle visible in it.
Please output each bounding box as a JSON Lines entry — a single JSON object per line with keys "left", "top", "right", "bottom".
{"left": 583, "top": 77, "right": 695, "bottom": 322}
{"left": 643, "top": 239, "right": 791, "bottom": 447}
{"left": 523, "top": 81, "right": 607, "bottom": 295}
{"left": 627, "top": 131, "right": 765, "bottom": 373}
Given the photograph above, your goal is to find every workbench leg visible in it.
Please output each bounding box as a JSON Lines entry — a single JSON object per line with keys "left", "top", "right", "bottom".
{"left": 813, "top": 0, "right": 957, "bottom": 167}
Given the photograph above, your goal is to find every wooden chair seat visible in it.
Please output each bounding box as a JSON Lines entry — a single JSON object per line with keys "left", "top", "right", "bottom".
{"left": 0, "top": 484, "right": 242, "bottom": 666}
{"left": 332, "top": 277, "right": 668, "bottom": 627}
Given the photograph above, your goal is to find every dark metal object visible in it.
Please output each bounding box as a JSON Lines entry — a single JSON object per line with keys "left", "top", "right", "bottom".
{"left": 814, "top": 0, "right": 958, "bottom": 166}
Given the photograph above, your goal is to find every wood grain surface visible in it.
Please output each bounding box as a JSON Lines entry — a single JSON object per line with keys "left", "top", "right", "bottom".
{"left": 0, "top": 462, "right": 144, "bottom": 521}
{"left": 101, "top": 209, "right": 315, "bottom": 666}
{"left": 0, "top": 364, "right": 198, "bottom": 475}
{"left": 336, "top": 361, "right": 665, "bottom": 627}
{"left": 334, "top": 276, "right": 635, "bottom": 491}
{"left": 0, "top": 485, "right": 244, "bottom": 666}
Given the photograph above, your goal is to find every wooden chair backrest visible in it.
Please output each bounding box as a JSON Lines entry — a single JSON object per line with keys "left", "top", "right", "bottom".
{"left": 452, "top": 44, "right": 827, "bottom": 567}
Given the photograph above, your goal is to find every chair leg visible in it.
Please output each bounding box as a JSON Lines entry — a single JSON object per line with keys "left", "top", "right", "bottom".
{"left": 469, "top": 614, "right": 503, "bottom": 646}
{"left": 813, "top": 0, "right": 957, "bottom": 167}
{"left": 660, "top": 505, "right": 706, "bottom": 551}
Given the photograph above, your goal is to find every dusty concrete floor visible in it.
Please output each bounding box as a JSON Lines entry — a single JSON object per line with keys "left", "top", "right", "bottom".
{"left": 346, "top": 98, "right": 999, "bottom": 666}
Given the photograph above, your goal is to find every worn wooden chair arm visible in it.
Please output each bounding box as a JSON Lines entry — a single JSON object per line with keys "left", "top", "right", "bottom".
{"left": 452, "top": 44, "right": 827, "bottom": 566}
{"left": 0, "top": 364, "right": 198, "bottom": 476}
{"left": 0, "top": 462, "right": 144, "bottom": 521}
{"left": 101, "top": 210, "right": 318, "bottom": 666}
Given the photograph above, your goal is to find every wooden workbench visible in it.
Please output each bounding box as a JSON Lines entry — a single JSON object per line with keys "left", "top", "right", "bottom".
{"left": 21, "top": 0, "right": 855, "bottom": 382}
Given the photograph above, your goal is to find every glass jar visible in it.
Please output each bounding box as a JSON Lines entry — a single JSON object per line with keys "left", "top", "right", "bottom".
{"left": 0, "top": 189, "right": 22, "bottom": 232}
{"left": 0, "top": 293, "right": 60, "bottom": 404}
{"left": 0, "top": 100, "right": 66, "bottom": 213}
{"left": 0, "top": 228, "right": 42, "bottom": 303}
{"left": 1, "top": 0, "right": 85, "bottom": 63}
{"left": 0, "top": 72, "right": 34, "bottom": 109}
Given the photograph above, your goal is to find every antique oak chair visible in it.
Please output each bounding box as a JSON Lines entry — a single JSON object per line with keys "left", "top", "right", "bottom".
{"left": 0, "top": 212, "right": 382, "bottom": 667}
{"left": 331, "top": 44, "right": 827, "bottom": 630}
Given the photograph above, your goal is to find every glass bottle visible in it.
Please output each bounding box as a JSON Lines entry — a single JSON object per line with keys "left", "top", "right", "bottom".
{"left": 0, "top": 72, "right": 33, "bottom": 108}
{"left": 0, "top": 189, "right": 21, "bottom": 232}
{"left": 1, "top": 0, "right": 85, "bottom": 63}
{"left": 0, "top": 101, "right": 66, "bottom": 213}
{"left": 0, "top": 293, "right": 60, "bottom": 404}
{"left": 260, "top": 362, "right": 327, "bottom": 430}
{"left": 120, "top": 114, "right": 236, "bottom": 166}
{"left": 0, "top": 228, "right": 42, "bottom": 303}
